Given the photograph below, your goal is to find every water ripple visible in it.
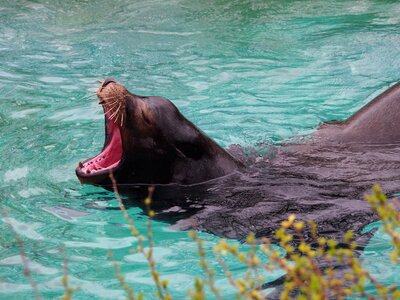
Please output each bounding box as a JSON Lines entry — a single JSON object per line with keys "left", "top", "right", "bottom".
{"left": 1, "top": 0, "right": 400, "bottom": 298}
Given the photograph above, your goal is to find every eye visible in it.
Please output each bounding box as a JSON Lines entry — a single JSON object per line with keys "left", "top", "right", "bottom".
{"left": 175, "top": 141, "right": 203, "bottom": 160}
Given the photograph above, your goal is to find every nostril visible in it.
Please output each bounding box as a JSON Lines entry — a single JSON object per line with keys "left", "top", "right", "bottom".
{"left": 97, "top": 78, "right": 117, "bottom": 102}
{"left": 102, "top": 78, "right": 117, "bottom": 88}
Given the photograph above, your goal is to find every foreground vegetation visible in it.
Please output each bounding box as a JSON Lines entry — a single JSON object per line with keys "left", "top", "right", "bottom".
{"left": 5, "top": 180, "right": 400, "bottom": 300}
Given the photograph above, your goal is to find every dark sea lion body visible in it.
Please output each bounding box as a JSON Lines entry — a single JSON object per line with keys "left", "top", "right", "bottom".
{"left": 316, "top": 82, "right": 400, "bottom": 144}
{"left": 76, "top": 80, "right": 400, "bottom": 245}
{"left": 195, "top": 82, "right": 400, "bottom": 241}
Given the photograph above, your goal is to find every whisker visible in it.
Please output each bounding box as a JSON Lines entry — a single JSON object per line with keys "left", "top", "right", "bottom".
{"left": 80, "top": 94, "right": 97, "bottom": 101}
{"left": 105, "top": 106, "right": 119, "bottom": 115}
{"left": 106, "top": 101, "right": 120, "bottom": 109}
{"left": 102, "top": 96, "right": 123, "bottom": 105}
{"left": 100, "top": 95, "right": 119, "bottom": 100}
{"left": 120, "top": 112, "right": 124, "bottom": 127}
{"left": 112, "top": 113, "right": 120, "bottom": 122}
{"left": 107, "top": 108, "right": 115, "bottom": 116}
{"left": 100, "top": 95, "right": 117, "bottom": 102}
{"left": 109, "top": 103, "right": 121, "bottom": 119}
{"left": 100, "top": 97, "right": 117, "bottom": 104}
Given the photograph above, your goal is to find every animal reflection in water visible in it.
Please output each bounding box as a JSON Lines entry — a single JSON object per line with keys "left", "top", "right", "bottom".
{"left": 76, "top": 79, "right": 400, "bottom": 245}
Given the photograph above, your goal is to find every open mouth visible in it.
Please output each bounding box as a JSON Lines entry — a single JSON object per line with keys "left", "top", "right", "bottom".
{"left": 77, "top": 110, "right": 123, "bottom": 177}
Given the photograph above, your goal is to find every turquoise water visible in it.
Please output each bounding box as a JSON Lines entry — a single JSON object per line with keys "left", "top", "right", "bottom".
{"left": 1, "top": 0, "right": 400, "bottom": 298}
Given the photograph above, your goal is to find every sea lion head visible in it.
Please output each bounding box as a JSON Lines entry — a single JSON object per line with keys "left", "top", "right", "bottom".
{"left": 76, "top": 78, "right": 240, "bottom": 187}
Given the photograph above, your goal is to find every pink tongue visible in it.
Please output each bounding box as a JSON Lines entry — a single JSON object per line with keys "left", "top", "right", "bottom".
{"left": 81, "top": 118, "right": 122, "bottom": 174}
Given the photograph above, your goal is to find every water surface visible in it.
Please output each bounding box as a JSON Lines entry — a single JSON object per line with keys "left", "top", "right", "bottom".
{"left": 1, "top": 0, "right": 400, "bottom": 298}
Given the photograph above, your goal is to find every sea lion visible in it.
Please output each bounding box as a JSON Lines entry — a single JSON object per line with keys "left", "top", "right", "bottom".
{"left": 76, "top": 79, "right": 400, "bottom": 244}
{"left": 75, "top": 78, "right": 241, "bottom": 187}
